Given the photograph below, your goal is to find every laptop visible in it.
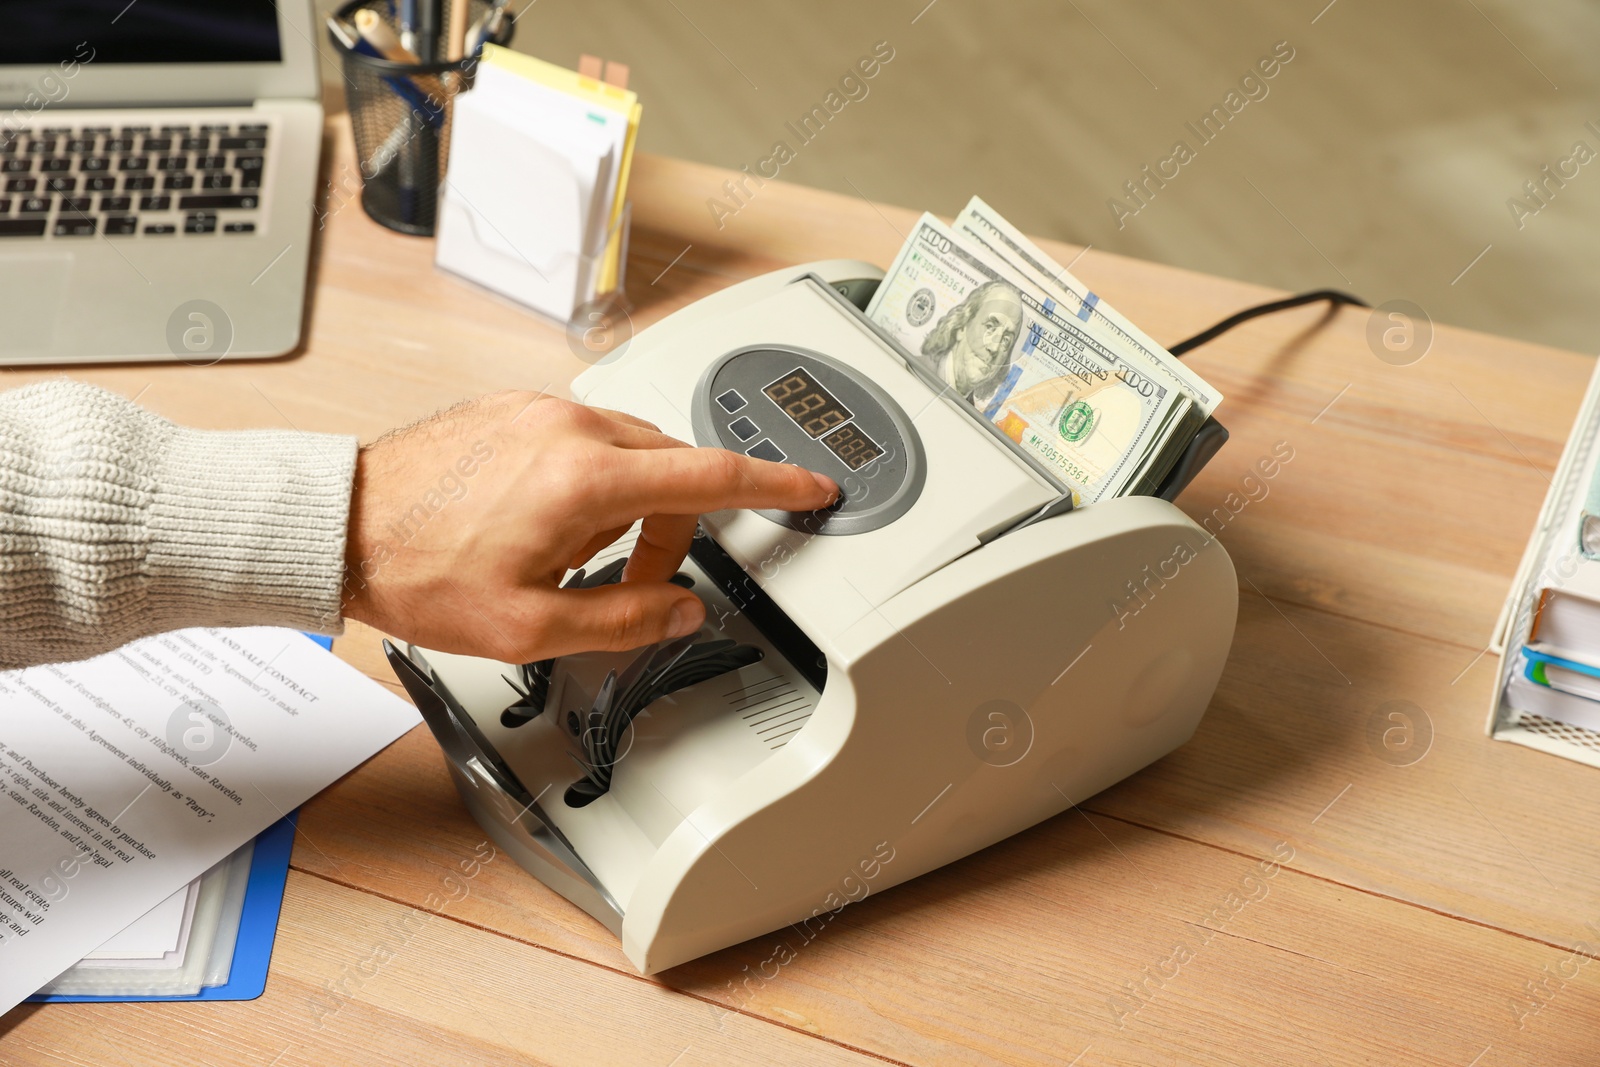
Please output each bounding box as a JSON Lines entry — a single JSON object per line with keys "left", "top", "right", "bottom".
{"left": 0, "top": 0, "right": 322, "bottom": 364}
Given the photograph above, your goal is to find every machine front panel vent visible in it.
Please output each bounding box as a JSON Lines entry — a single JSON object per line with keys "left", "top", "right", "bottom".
{"left": 726, "top": 674, "right": 814, "bottom": 749}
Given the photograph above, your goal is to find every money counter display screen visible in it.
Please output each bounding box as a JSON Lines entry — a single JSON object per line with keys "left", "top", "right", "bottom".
{"left": 763, "top": 368, "right": 853, "bottom": 438}
{"left": 763, "top": 367, "right": 883, "bottom": 470}
{"left": 820, "top": 424, "right": 882, "bottom": 470}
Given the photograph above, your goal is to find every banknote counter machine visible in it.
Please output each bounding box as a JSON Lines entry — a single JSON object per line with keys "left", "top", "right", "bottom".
{"left": 385, "top": 261, "right": 1239, "bottom": 974}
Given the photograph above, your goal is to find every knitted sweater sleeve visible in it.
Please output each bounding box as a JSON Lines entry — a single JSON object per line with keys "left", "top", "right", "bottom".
{"left": 0, "top": 379, "right": 357, "bottom": 670}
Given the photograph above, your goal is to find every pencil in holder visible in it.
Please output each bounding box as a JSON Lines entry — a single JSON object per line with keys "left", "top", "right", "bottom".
{"left": 328, "top": 0, "right": 515, "bottom": 236}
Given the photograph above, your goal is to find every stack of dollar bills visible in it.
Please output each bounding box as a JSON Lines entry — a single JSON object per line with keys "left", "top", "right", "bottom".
{"left": 865, "top": 197, "right": 1222, "bottom": 506}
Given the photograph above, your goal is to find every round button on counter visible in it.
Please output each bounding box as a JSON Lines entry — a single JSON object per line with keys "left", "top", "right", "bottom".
{"left": 691, "top": 345, "right": 926, "bottom": 535}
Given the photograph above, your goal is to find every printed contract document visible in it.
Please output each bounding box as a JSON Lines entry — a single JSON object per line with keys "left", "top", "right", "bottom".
{"left": 0, "top": 628, "right": 420, "bottom": 1013}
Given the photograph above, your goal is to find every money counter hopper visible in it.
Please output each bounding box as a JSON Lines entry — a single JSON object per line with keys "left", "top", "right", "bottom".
{"left": 384, "top": 261, "right": 1239, "bottom": 974}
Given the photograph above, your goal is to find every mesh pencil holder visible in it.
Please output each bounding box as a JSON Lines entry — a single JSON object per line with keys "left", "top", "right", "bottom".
{"left": 329, "top": 0, "right": 514, "bottom": 236}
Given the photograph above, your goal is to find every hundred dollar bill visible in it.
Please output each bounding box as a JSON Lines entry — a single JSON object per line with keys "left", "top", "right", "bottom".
{"left": 867, "top": 214, "right": 1191, "bottom": 504}
{"left": 955, "top": 195, "right": 1222, "bottom": 420}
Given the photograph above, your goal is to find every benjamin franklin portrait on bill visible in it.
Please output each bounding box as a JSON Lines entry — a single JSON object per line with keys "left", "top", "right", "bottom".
{"left": 918, "top": 280, "right": 1025, "bottom": 405}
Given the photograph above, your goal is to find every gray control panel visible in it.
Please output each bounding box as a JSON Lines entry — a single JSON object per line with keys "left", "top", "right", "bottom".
{"left": 692, "top": 345, "right": 925, "bottom": 535}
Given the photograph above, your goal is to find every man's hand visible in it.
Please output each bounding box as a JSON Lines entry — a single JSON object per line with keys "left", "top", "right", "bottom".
{"left": 340, "top": 391, "right": 837, "bottom": 663}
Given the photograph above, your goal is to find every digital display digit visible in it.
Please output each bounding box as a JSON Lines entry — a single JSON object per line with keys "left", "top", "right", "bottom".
{"left": 762, "top": 367, "right": 853, "bottom": 439}
{"left": 822, "top": 423, "right": 883, "bottom": 471}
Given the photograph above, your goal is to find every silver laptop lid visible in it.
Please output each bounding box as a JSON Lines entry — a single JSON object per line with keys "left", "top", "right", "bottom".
{"left": 0, "top": 0, "right": 318, "bottom": 110}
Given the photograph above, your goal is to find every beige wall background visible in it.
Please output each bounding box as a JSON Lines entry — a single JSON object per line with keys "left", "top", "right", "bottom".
{"left": 321, "top": 0, "right": 1600, "bottom": 354}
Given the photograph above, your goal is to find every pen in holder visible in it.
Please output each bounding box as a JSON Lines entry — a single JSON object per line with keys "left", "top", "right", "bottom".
{"left": 329, "top": 0, "right": 515, "bottom": 236}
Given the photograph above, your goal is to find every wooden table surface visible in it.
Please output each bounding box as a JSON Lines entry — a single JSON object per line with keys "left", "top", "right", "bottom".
{"left": 4, "top": 117, "right": 1599, "bottom": 1067}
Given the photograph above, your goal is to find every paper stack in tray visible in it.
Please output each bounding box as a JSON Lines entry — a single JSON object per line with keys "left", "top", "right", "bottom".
{"left": 865, "top": 197, "right": 1221, "bottom": 506}
{"left": 436, "top": 45, "right": 641, "bottom": 321}
{"left": 1496, "top": 381, "right": 1600, "bottom": 739}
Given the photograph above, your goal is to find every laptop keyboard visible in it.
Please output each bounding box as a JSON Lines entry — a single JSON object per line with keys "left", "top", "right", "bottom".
{"left": 0, "top": 122, "right": 268, "bottom": 239}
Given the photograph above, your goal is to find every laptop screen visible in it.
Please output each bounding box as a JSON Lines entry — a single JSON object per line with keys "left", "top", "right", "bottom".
{"left": 0, "top": 1, "right": 282, "bottom": 64}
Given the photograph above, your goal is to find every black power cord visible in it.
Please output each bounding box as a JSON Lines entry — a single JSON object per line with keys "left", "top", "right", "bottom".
{"left": 1167, "top": 289, "right": 1369, "bottom": 358}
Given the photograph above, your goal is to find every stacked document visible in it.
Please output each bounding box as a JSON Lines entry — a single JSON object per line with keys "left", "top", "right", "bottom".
{"left": 0, "top": 628, "right": 420, "bottom": 1013}
{"left": 866, "top": 198, "right": 1222, "bottom": 506}
{"left": 30, "top": 827, "right": 284, "bottom": 1001}
{"left": 437, "top": 45, "right": 642, "bottom": 321}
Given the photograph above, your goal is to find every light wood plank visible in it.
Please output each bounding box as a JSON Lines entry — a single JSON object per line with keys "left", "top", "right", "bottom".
{"left": 0, "top": 875, "right": 893, "bottom": 1067}
{"left": 282, "top": 763, "right": 1600, "bottom": 1066}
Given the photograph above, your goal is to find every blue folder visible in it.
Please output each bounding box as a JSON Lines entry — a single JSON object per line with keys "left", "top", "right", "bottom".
{"left": 1523, "top": 645, "right": 1600, "bottom": 686}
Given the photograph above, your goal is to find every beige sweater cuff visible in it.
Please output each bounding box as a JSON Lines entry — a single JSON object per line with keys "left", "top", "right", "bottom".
{"left": 0, "top": 379, "right": 357, "bottom": 669}
{"left": 148, "top": 420, "right": 357, "bottom": 634}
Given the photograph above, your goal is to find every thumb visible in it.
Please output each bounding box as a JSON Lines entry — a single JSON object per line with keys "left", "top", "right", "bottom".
{"left": 554, "top": 582, "right": 706, "bottom": 655}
